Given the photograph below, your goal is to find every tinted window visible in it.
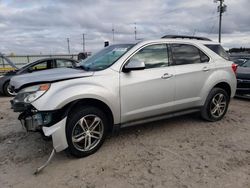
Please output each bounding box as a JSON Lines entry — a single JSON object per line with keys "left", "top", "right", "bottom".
{"left": 56, "top": 59, "right": 74, "bottom": 68}
{"left": 205, "top": 44, "right": 229, "bottom": 60}
{"left": 171, "top": 44, "right": 208, "bottom": 65}
{"left": 200, "top": 50, "right": 210, "bottom": 63}
{"left": 129, "top": 44, "right": 169, "bottom": 69}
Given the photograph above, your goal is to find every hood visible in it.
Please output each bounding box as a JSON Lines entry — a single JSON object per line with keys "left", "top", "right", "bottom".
{"left": 10, "top": 67, "right": 94, "bottom": 91}
{"left": 0, "top": 53, "right": 18, "bottom": 69}
{"left": 236, "top": 66, "right": 250, "bottom": 80}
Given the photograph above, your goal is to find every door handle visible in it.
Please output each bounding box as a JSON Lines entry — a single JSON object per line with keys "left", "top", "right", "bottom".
{"left": 202, "top": 66, "right": 210, "bottom": 72}
{"left": 161, "top": 73, "right": 173, "bottom": 79}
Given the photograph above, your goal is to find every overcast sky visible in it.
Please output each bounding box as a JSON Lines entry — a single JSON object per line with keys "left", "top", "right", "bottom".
{"left": 0, "top": 0, "right": 249, "bottom": 54}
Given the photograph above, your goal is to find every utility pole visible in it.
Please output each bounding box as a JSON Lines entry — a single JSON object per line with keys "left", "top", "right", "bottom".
{"left": 134, "top": 22, "right": 137, "bottom": 40}
{"left": 214, "top": 0, "right": 227, "bottom": 43}
{"left": 67, "top": 38, "right": 70, "bottom": 54}
{"left": 82, "top": 34, "right": 85, "bottom": 52}
{"left": 112, "top": 24, "right": 115, "bottom": 43}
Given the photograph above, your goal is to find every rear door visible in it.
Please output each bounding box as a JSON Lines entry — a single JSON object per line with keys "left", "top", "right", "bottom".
{"left": 170, "top": 43, "right": 212, "bottom": 110}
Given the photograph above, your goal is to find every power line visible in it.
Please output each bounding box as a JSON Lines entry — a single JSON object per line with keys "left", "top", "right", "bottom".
{"left": 209, "top": 16, "right": 219, "bottom": 34}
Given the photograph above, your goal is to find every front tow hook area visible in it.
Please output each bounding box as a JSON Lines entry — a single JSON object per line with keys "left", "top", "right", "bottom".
{"left": 34, "top": 148, "right": 56, "bottom": 175}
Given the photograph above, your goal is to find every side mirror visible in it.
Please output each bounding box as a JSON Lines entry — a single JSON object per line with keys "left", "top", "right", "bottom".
{"left": 123, "top": 59, "right": 145, "bottom": 72}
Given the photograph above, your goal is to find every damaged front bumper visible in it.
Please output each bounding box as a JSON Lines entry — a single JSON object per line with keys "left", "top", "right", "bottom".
{"left": 11, "top": 100, "right": 68, "bottom": 152}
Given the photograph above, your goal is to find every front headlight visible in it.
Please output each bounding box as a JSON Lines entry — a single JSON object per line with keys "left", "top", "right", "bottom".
{"left": 14, "top": 83, "right": 50, "bottom": 103}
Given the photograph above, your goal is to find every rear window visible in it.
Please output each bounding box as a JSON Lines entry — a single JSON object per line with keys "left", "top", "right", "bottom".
{"left": 242, "top": 60, "right": 250, "bottom": 68}
{"left": 205, "top": 44, "right": 229, "bottom": 60}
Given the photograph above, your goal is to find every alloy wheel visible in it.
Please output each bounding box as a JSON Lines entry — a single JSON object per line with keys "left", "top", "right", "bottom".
{"left": 6, "top": 84, "right": 16, "bottom": 96}
{"left": 71, "top": 115, "right": 104, "bottom": 152}
{"left": 210, "top": 93, "right": 227, "bottom": 118}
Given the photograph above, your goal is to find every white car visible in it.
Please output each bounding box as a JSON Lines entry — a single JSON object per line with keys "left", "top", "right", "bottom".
{"left": 10, "top": 35, "right": 237, "bottom": 158}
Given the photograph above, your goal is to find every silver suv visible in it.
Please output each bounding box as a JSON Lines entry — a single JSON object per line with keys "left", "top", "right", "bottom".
{"left": 10, "top": 36, "right": 237, "bottom": 158}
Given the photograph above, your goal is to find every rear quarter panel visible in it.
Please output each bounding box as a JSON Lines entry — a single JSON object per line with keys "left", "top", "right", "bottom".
{"left": 200, "top": 60, "right": 237, "bottom": 105}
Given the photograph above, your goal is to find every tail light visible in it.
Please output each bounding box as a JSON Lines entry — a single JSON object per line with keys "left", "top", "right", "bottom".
{"left": 231, "top": 63, "right": 238, "bottom": 74}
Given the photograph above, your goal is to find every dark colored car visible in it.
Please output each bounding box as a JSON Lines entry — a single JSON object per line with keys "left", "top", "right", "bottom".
{"left": 230, "top": 54, "right": 250, "bottom": 66}
{"left": 236, "top": 59, "right": 250, "bottom": 96}
{"left": 0, "top": 57, "right": 79, "bottom": 96}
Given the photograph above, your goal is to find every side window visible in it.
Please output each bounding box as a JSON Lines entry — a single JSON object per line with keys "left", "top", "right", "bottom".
{"left": 31, "top": 61, "right": 49, "bottom": 71}
{"left": 171, "top": 44, "right": 209, "bottom": 65}
{"left": 200, "top": 50, "right": 210, "bottom": 63}
{"left": 205, "top": 44, "right": 229, "bottom": 60}
{"left": 129, "top": 44, "right": 169, "bottom": 69}
{"left": 56, "top": 59, "right": 74, "bottom": 68}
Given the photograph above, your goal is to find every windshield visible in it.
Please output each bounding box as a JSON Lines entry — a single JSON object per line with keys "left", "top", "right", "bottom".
{"left": 205, "top": 44, "right": 229, "bottom": 60}
{"left": 80, "top": 44, "right": 134, "bottom": 71}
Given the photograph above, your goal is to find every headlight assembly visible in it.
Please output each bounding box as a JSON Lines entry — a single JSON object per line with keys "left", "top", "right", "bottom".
{"left": 14, "top": 83, "right": 50, "bottom": 103}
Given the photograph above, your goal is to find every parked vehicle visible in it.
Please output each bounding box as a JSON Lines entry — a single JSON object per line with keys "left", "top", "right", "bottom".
{"left": 0, "top": 56, "right": 79, "bottom": 96}
{"left": 10, "top": 35, "right": 237, "bottom": 158}
{"left": 230, "top": 54, "right": 250, "bottom": 66}
{"left": 236, "top": 59, "right": 250, "bottom": 96}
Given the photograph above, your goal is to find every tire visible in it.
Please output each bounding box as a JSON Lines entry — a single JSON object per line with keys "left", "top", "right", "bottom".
{"left": 201, "top": 88, "right": 229, "bottom": 122}
{"left": 3, "top": 81, "right": 15, "bottom": 97}
{"left": 66, "top": 106, "right": 108, "bottom": 158}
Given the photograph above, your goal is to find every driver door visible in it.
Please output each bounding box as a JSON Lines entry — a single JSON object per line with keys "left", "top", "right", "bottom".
{"left": 120, "top": 43, "right": 176, "bottom": 123}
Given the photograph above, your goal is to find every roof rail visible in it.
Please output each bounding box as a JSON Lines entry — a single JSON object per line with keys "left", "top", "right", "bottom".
{"left": 161, "top": 35, "right": 211, "bottom": 41}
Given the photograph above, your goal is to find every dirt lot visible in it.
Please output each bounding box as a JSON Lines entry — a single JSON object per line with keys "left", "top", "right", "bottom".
{"left": 0, "top": 96, "right": 250, "bottom": 188}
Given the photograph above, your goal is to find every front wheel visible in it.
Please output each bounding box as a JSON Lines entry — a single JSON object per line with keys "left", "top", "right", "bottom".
{"left": 3, "top": 81, "right": 16, "bottom": 97}
{"left": 201, "top": 88, "right": 229, "bottom": 122}
{"left": 66, "top": 106, "right": 108, "bottom": 158}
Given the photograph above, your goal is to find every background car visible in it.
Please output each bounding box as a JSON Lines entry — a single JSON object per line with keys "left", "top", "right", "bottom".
{"left": 0, "top": 57, "right": 79, "bottom": 96}
{"left": 230, "top": 54, "right": 250, "bottom": 66}
{"left": 236, "top": 59, "right": 250, "bottom": 96}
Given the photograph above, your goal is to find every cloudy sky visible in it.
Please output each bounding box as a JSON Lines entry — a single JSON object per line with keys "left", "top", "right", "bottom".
{"left": 0, "top": 0, "right": 249, "bottom": 54}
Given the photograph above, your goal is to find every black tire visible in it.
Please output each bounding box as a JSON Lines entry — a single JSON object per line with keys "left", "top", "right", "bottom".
{"left": 201, "top": 88, "right": 229, "bottom": 122}
{"left": 3, "top": 81, "right": 15, "bottom": 97}
{"left": 66, "top": 106, "right": 108, "bottom": 158}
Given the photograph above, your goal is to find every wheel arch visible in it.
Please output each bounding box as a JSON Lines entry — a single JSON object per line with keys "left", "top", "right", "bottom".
{"left": 64, "top": 98, "right": 114, "bottom": 132}
{"left": 213, "top": 82, "right": 231, "bottom": 98}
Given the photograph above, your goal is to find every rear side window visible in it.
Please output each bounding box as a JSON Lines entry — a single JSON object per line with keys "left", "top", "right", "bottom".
{"left": 205, "top": 44, "right": 229, "bottom": 60}
{"left": 56, "top": 59, "right": 74, "bottom": 68}
{"left": 171, "top": 44, "right": 209, "bottom": 65}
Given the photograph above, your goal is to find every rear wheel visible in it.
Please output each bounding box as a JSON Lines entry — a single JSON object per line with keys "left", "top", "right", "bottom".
{"left": 66, "top": 106, "right": 108, "bottom": 158}
{"left": 201, "top": 88, "right": 229, "bottom": 122}
{"left": 3, "top": 81, "right": 15, "bottom": 97}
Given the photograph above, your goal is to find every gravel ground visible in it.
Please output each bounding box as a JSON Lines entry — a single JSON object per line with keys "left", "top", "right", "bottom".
{"left": 0, "top": 96, "right": 250, "bottom": 188}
